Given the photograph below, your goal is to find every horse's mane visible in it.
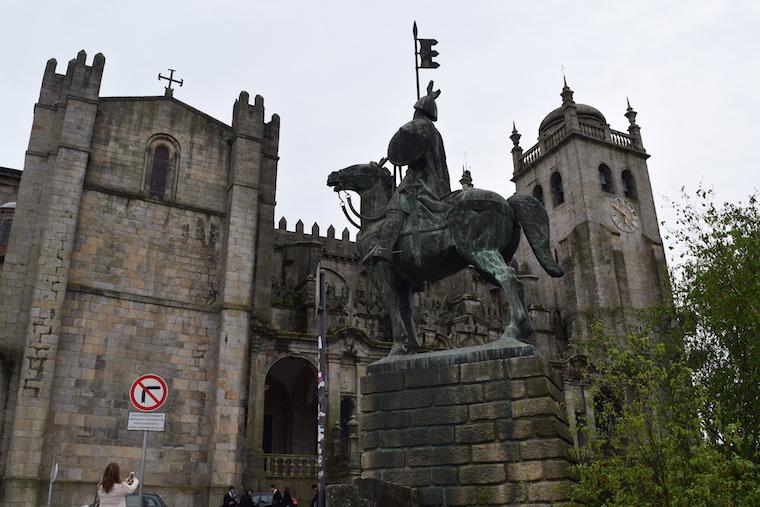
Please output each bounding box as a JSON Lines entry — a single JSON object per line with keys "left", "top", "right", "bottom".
{"left": 375, "top": 166, "right": 395, "bottom": 197}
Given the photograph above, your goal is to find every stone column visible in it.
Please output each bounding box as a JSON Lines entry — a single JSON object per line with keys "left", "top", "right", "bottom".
{"left": 243, "top": 344, "right": 269, "bottom": 489}
{"left": 0, "top": 51, "right": 104, "bottom": 506}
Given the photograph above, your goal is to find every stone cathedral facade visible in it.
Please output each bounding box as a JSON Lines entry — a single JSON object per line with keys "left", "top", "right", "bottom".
{"left": 0, "top": 52, "right": 667, "bottom": 506}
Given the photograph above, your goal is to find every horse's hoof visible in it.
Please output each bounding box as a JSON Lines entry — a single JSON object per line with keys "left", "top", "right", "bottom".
{"left": 493, "top": 336, "right": 530, "bottom": 348}
{"left": 494, "top": 325, "right": 529, "bottom": 348}
{"left": 388, "top": 344, "right": 407, "bottom": 356}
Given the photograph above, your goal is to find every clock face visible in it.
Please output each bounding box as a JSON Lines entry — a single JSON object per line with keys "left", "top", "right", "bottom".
{"left": 609, "top": 197, "right": 639, "bottom": 232}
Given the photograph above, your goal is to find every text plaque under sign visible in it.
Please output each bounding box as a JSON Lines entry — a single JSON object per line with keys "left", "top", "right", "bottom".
{"left": 128, "top": 412, "right": 166, "bottom": 432}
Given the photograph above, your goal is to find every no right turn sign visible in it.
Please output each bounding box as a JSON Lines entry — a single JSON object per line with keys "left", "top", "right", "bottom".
{"left": 129, "top": 374, "right": 168, "bottom": 412}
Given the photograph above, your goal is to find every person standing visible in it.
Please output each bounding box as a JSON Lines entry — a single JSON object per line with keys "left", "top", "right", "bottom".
{"left": 271, "top": 483, "right": 283, "bottom": 507}
{"left": 282, "top": 486, "right": 294, "bottom": 506}
{"left": 310, "top": 484, "right": 318, "bottom": 507}
{"left": 239, "top": 488, "right": 254, "bottom": 507}
{"left": 222, "top": 486, "right": 238, "bottom": 506}
{"left": 95, "top": 463, "right": 139, "bottom": 507}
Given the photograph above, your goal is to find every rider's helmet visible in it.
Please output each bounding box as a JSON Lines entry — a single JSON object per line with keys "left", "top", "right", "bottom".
{"left": 414, "top": 81, "right": 441, "bottom": 122}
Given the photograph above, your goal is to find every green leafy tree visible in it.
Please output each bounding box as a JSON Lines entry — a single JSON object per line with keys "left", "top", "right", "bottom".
{"left": 669, "top": 189, "right": 760, "bottom": 462}
{"left": 572, "top": 189, "right": 760, "bottom": 506}
{"left": 573, "top": 329, "right": 758, "bottom": 506}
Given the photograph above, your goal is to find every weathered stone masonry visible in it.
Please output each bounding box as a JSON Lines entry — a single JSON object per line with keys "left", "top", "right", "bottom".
{"left": 0, "top": 52, "right": 668, "bottom": 506}
{"left": 360, "top": 351, "right": 575, "bottom": 506}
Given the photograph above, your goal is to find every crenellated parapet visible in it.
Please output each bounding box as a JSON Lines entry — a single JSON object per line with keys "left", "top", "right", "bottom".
{"left": 275, "top": 216, "right": 356, "bottom": 259}
{"left": 39, "top": 50, "right": 104, "bottom": 106}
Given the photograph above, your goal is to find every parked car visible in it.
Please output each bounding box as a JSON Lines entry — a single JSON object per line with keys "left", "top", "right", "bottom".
{"left": 91, "top": 493, "right": 167, "bottom": 507}
{"left": 250, "top": 492, "right": 273, "bottom": 506}
{"left": 126, "top": 493, "right": 167, "bottom": 507}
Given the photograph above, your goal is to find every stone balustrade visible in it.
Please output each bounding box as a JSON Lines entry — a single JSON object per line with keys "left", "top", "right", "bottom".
{"left": 520, "top": 121, "right": 640, "bottom": 171}
{"left": 610, "top": 128, "right": 633, "bottom": 147}
{"left": 264, "top": 453, "right": 318, "bottom": 478}
{"left": 520, "top": 144, "right": 542, "bottom": 166}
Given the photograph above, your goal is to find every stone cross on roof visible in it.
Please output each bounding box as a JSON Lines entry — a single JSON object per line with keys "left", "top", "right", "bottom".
{"left": 158, "top": 69, "right": 183, "bottom": 97}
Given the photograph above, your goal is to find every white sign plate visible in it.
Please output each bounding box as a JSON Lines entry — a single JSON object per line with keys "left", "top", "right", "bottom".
{"left": 128, "top": 412, "right": 166, "bottom": 432}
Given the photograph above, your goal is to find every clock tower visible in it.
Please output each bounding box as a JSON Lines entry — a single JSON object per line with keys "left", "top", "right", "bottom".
{"left": 510, "top": 80, "right": 669, "bottom": 358}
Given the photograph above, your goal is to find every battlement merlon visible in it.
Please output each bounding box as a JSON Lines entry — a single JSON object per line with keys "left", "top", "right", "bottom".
{"left": 229, "top": 91, "right": 280, "bottom": 190}
{"left": 264, "top": 113, "right": 280, "bottom": 157}
{"left": 232, "top": 91, "right": 268, "bottom": 138}
{"left": 39, "top": 50, "right": 104, "bottom": 106}
{"left": 274, "top": 218, "right": 356, "bottom": 258}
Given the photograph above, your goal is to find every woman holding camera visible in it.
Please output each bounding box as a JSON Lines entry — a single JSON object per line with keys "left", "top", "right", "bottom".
{"left": 96, "top": 462, "right": 139, "bottom": 507}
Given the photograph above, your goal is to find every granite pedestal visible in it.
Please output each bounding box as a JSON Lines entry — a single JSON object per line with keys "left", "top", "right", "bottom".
{"left": 359, "top": 342, "right": 576, "bottom": 506}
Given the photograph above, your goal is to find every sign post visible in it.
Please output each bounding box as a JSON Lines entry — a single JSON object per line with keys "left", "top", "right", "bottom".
{"left": 129, "top": 374, "right": 168, "bottom": 507}
{"left": 46, "top": 461, "right": 58, "bottom": 507}
{"left": 315, "top": 264, "right": 327, "bottom": 507}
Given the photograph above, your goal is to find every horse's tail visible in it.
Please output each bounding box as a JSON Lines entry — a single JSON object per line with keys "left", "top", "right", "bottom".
{"left": 507, "top": 193, "right": 564, "bottom": 277}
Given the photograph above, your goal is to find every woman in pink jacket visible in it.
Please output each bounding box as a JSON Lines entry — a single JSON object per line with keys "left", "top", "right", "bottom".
{"left": 96, "top": 462, "right": 139, "bottom": 507}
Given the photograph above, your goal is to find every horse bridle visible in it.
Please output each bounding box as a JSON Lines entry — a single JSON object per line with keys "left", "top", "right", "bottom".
{"left": 338, "top": 191, "right": 361, "bottom": 229}
{"left": 338, "top": 190, "right": 386, "bottom": 228}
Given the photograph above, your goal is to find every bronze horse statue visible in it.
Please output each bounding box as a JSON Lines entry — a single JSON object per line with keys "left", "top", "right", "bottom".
{"left": 327, "top": 162, "right": 563, "bottom": 357}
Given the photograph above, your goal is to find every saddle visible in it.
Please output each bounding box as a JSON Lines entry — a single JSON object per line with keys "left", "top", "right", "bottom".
{"left": 399, "top": 188, "right": 510, "bottom": 238}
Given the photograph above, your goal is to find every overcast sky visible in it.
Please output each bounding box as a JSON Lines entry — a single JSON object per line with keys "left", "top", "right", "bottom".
{"left": 1, "top": 0, "right": 758, "bottom": 244}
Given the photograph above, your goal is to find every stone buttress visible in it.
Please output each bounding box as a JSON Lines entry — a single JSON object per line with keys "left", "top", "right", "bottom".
{"left": 0, "top": 51, "right": 104, "bottom": 506}
{"left": 206, "top": 92, "right": 280, "bottom": 503}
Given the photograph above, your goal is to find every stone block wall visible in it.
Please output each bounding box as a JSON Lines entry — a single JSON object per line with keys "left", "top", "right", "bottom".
{"left": 327, "top": 477, "right": 420, "bottom": 507}
{"left": 44, "top": 290, "right": 216, "bottom": 506}
{"left": 69, "top": 190, "right": 223, "bottom": 305}
{"left": 360, "top": 352, "right": 576, "bottom": 506}
{"left": 88, "top": 98, "right": 232, "bottom": 214}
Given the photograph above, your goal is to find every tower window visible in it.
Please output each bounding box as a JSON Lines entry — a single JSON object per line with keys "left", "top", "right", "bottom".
{"left": 621, "top": 169, "right": 637, "bottom": 199}
{"left": 550, "top": 171, "right": 565, "bottom": 206}
{"left": 143, "top": 134, "right": 180, "bottom": 201}
{"left": 149, "top": 146, "right": 170, "bottom": 199}
{"left": 599, "top": 164, "right": 613, "bottom": 193}
{"left": 532, "top": 184, "right": 544, "bottom": 205}
{"left": 0, "top": 219, "right": 11, "bottom": 246}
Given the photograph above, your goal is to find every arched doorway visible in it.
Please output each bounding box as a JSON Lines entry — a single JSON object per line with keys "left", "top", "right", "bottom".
{"left": 263, "top": 357, "right": 317, "bottom": 455}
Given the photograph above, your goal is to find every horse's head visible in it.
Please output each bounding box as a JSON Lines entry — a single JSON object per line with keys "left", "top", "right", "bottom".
{"left": 327, "top": 163, "right": 394, "bottom": 195}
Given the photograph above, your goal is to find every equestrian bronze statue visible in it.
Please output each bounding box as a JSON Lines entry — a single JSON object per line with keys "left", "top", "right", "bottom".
{"left": 327, "top": 81, "right": 563, "bottom": 357}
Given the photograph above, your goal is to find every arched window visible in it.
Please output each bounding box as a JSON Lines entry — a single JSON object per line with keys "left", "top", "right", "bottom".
{"left": 621, "top": 169, "right": 637, "bottom": 199}
{"left": 532, "top": 184, "right": 544, "bottom": 205}
{"left": 550, "top": 171, "right": 565, "bottom": 206}
{"left": 149, "top": 146, "right": 170, "bottom": 198}
{"left": 142, "top": 135, "right": 180, "bottom": 201}
{"left": 598, "top": 164, "right": 613, "bottom": 193}
{"left": 0, "top": 219, "right": 11, "bottom": 247}
{"left": 594, "top": 385, "right": 622, "bottom": 436}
